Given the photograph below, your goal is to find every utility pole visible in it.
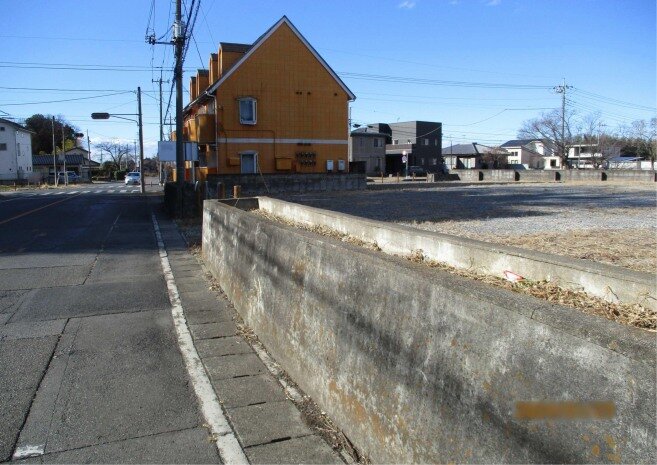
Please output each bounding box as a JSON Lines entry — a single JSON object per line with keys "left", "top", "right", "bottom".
{"left": 152, "top": 72, "right": 169, "bottom": 184}
{"left": 137, "top": 86, "right": 145, "bottom": 194}
{"left": 554, "top": 78, "right": 572, "bottom": 167}
{"left": 52, "top": 116, "right": 57, "bottom": 186}
{"left": 174, "top": 0, "right": 185, "bottom": 189}
{"left": 86, "top": 130, "right": 91, "bottom": 183}
{"left": 62, "top": 126, "right": 67, "bottom": 186}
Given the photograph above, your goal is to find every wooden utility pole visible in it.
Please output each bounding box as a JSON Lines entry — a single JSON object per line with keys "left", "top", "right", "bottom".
{"left": 174, "top": 0, "right": 185, "bottom": 187}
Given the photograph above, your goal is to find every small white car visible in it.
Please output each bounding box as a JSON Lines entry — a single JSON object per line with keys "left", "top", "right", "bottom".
{"left": 125, "top": 172, "right": 141, "bottom": 185}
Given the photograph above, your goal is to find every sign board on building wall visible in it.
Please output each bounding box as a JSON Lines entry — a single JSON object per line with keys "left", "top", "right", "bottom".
{"left": 158, "top": 141, "right": 198, "bottom": 162}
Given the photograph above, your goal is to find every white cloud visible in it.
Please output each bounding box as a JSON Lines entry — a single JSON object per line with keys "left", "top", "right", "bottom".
{"left": 486, "top": 0, "right": 501, "bottom": 5}
{"left": 398, "top": 1, "right": 416, "bottom": 9}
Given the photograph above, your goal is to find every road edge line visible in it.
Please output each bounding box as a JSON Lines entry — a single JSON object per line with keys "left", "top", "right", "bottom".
{"left": 151, "top": 213, "right": 249, "bottom": 465}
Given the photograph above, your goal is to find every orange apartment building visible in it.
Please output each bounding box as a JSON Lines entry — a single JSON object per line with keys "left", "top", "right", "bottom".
{"left": 180, "top": 16, "right": 356, "bottom": 178}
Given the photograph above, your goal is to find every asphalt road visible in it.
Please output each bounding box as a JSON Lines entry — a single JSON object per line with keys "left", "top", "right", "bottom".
{"left": 0, "top": 186, "right": 220, "bottom": 463}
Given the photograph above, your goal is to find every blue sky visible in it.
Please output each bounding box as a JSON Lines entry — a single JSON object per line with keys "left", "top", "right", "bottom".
{"left": 0, "top": 0, "right": 654, "bottom": 158}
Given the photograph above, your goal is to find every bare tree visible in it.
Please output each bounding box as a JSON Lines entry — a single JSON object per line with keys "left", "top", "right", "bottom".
{"left": 480, "top": 146, "right": 508, "bottom": 169}
{"left": 518, "top": 108, "right": 577, "bottom": 168}
{"left": 623, "top": 118, "right": 657, "bottom": 169}
{"left": 95, "top": 141, "right": 131, "bottom": 169}
{"left": 571, "top": 113, "right": 623, "bottom": 169}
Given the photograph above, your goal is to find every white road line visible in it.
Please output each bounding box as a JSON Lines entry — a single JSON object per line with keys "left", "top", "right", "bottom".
{"left": 120, "top": 189, "right": 127, "bottom": 193}
{"left": 55, "top": 191, "right": 66, "bottom": 195}
{"left": 13, "top": 445, "right": 44, "bottom": 460}
{"left": 66, "top": 191, "right": 77, "bottom": 195}
{"left": 82, "top": 190, "right": 91, "bottom": 194}
{"left": 151, "top": 214, "right": 248, "bottom": 465}
{"left": 40, "top": 192, "right": 52, "bottom": 196}
{"left": 106, "top": 189, "right": 115, "bottom": 193}
{"left": 131, "top": 189, "right": 140, "bottom": 193}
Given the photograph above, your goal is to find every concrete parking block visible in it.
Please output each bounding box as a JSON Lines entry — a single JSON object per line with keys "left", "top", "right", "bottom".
{"left": 189, "top": 321, "right": 238, "bottom": 340}
{"left": 226, "top": 401, "right": 312, "bottom": 447}
{"left": 195, "top": 336, "right": 253, "bottom": 358}
{"left": 212, "top": 374, "right": 286, "bottom": 408}
{"left": 245, "top": 434, "right": 342, "bottom": 464}
{"left": 204, "top": 353, "right": 267, "bottom": 381}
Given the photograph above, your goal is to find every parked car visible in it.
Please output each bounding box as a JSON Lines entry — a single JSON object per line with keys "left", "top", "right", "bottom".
{"left": 125, "top": 172, "right": 141, "bottom": 185}
{"left": 57, "top": 171, "right": 79, "bottom": 183}
{"left": 408, "top": 166, "right": 427, "bottom": 176}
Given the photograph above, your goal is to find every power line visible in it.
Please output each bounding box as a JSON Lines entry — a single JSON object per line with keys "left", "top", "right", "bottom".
{"left": 0, "top": 91, "right": 134, "bottom": 106}
{"left": 572, "top": 87, "right": 655, "bottom": 112}
{"left": 338, "top": 72, "right": 553, "bottom": 89}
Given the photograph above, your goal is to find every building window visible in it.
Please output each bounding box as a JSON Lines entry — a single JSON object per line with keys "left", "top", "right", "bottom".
{"left": 373, "top": 138, "right": 382, "bottom": 148}
{"left": 0, "top": 127, "right": 5, "bottom": 131}
{"left": 434, "top": 139, "right": 438, "bottom": 146}
{"left": 407, "top": 139, "right": 412, "bottom": 144}
{"left": 423, "top": 139, "right": 429, "bottom": 146}
{"left": 432, "top": 157, "right": 437, "bottom": 165}
{"left": 0, "top": 143, "right": 7, "bottom": 151}
{"left": 238, "top": 97, "right": 257, "bottom": 125}
{"left": 420, "top": 158, "right": 425, "bottom": 164}
{"left": 393, "top": 139, "right": 398, "bottom": 145}
{"left": 550, "top": 159, "right": 557, "bottom": 167}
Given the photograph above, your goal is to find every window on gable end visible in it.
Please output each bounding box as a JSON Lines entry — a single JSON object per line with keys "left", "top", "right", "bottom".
{"left": 238, "top": 97, "right": 257, "bottom": 125}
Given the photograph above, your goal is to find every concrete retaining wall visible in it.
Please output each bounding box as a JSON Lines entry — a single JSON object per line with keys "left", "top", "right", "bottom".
{"left": 450, "top": 169, "right": 656, "bottom": 183}
{"left": 202, "top": 199, "right": 656, "bottom": 464}
{"left": 206, "top": 172, "right": 366, "bottom": 196}
{"left": 257, "top": 197, "right": 656, "bottom": 310}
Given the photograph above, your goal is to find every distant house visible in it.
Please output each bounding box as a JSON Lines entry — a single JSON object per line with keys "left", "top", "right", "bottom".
{"left": 349, "top": 127, "right": 387, "bottom": 174}
{"left": 567, "top": 143, "right": 620, "bottom": 169}
{"left": 383, "top": 121, "right": 443, "bottom": 174}
{"left": 181, "top": 16, "right": 355, "bottom": 178}
{"left": 0, "top": 117, "right": 36, "bottom": 182}
{"left": 32, "top": 148, "right": 99, "bottom": 183}
{"left": 442, "top": 143, "right": 508, "bottom": 170}
{"left": 500, "top": 139, "right": 550, "bottom": 169}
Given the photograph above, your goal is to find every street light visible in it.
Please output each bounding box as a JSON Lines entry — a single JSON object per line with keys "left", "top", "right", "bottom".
{"left": 91, "top": 87, "right": 145, "bottom": 194}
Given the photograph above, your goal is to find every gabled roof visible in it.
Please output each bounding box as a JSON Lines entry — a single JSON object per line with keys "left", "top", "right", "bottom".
{"left": 501, "top": 139, "right": 541, "bottom": 148}
{"left": 443, "top": 143, "right": 507, "bottom": 156}
{"left": 32, "top": 154, "right": 99, "bottom": 166}
{"left": 204, "top": 16, "right": 355, "bottom": 102}
{"left": 443, "top": 143, "right": 479, "bottom": 155}
{"left": 220, "top": 42, "right": 251, "bottom": 53}
{"left": 0, "top": 117, "right": 35, "bottom": 133}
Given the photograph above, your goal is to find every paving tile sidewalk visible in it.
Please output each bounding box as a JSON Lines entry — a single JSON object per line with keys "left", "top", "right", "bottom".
{"left": 155, "top": 213, "right": 343, "bottom": 464}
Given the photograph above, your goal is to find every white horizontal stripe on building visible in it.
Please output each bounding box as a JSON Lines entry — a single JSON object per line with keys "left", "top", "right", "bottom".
{"left": 223, "top": 138, "right": 347, "bottom": 145}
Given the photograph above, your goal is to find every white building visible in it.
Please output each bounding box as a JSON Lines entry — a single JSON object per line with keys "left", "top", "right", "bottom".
{"left": 0, "top": 118, "right": 35, "bottom": 182}
{"left": 500, "top": 139, "right": 555, "bottom": 169}
{"left": 567, "top": 143, "right": 621, "bottom": 169}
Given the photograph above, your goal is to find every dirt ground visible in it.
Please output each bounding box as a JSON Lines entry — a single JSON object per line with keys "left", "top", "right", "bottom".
{"left": 281, "top": 183, "right": 657, "bottom": 274}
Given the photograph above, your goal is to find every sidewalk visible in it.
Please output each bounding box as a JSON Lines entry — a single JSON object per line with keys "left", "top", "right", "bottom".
{"left": 153, "top": 209, "right": 344, "bottom": 464}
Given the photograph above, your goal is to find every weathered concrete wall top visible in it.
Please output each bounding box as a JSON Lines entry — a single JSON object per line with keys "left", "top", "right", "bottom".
{"left": 202, "top": 199, "right": 656, "bottom": 464}
{"left": 256, "top": 197, "right": 656, "bottom": 311}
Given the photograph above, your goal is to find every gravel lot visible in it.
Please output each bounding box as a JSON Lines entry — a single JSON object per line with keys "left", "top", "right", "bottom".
{"left": 280, "top": 183, "right": 657, "bottom": 273}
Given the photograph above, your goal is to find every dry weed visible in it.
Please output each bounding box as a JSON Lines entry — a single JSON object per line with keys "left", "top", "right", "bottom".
{"left": 256, "top": 210, "right": 655, "bottom": 331}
